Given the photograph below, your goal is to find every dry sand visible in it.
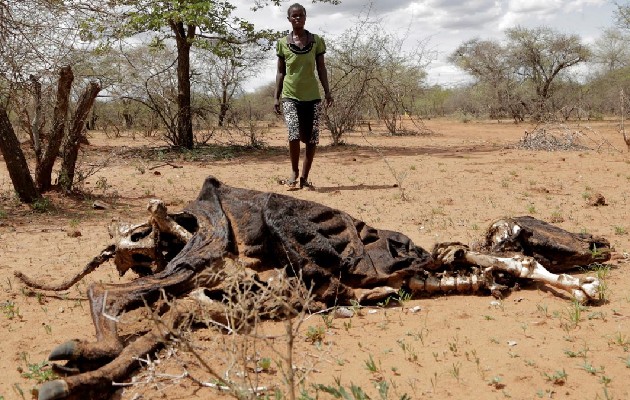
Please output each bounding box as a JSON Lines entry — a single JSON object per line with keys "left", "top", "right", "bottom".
{"left": 1, "top": 118, "right": 629, "bottom": 400}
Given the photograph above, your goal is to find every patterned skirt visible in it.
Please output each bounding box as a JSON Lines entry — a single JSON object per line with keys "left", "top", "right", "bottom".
{"left": 281, "top": 99, "right": 322, "bottom": 144}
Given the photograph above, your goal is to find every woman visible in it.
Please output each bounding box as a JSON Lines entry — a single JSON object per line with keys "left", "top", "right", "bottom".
{"left": 274, "top": 2, "right": 333, "bottom": 190}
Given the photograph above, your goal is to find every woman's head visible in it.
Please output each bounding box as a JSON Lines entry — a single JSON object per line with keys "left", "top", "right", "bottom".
{"left": 287, "top": 3, "right": 306, "bottom": 18}
{"left": 287, "top": 3, "right": 306, "bottom": 29}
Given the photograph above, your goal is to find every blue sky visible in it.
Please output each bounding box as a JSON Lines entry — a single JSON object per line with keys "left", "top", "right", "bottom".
{"left": 234, "top": 0, "right": 618, "bottom": 89}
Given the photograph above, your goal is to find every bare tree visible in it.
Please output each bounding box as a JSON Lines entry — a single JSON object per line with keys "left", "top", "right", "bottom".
{"left": 324, "top": 18, "right": 381, "bottom": 144}
{"left": 193, "top": 43, "right": 267, "bottom": 127}
{"left": 0, "top": 2, "right": 102, "bottom": 200}
{"left": 591, "top": 28, "right": 630, "bottom": 72}
{"left": 324, "top": 14, "right": 431, "bottom": 142}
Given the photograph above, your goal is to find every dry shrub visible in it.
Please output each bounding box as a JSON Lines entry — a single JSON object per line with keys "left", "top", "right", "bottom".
{"left": 515, "top": 123, "right": 620, "bottom": 152}
{"left": 122, "top": 259, "right": 324, "bottom": 399}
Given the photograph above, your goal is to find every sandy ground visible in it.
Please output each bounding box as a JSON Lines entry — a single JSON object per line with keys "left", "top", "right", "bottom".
{"left": 1, "top": 118, "right": 629, "bottom": 400}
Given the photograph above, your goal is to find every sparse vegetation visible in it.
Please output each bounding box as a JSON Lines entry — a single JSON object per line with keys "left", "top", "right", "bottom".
{"left": 544, "top": 369, "right": 568, "bottom": 385}
{"left": 18, "top": 354, "right": 58, "bottom": 384}
{"left": 1, "top": 301, "right": 22, "bottom": 320}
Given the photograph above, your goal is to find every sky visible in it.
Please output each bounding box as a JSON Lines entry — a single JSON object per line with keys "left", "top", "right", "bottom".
{"left": 232, "top": 0, "right": 619, "bottom": 90}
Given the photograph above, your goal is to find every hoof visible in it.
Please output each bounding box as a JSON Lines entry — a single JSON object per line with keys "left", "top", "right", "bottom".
{"left": 38, "top": 379, "right": 69, "bottom": 400}
{"left": 49, "top": 341, "right": 79, "bottom": 361}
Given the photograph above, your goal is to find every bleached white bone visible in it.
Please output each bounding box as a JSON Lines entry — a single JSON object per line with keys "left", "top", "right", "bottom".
{"left": 463, "top": 252, "right": 599, "bottom": 303}
{"left": 147, "top": 199, "right": 193, "bottom": 242}
{"left": 408, "top": 244, "right": 600, "bottom": 303}
{"left": 435, "top": 244, "right": 600, "bottom": 302}
{"left": 409, "top": 270, "right": 487, "bottom": 294}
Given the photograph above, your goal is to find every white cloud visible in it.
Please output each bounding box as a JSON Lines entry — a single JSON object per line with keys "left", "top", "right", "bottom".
{"left": 232, "top": 0, "right": 618, "bottom": 89}
{"left": 507, "top": 0, "right": 562, "bottom": 14}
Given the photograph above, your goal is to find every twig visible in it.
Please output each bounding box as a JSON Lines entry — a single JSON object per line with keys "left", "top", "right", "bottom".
{"left": 360, "top": 132, "right": 409, "bottom": 200}
{"left": 148, "top": 162, "right": 183, "bottom": 170}
{"left": 621, "top": 89, "right": 630, "bottom": 150}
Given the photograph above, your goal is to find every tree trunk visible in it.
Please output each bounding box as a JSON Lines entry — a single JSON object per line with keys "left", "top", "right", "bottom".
{"left": 218, "top": 90, "right": 229, "bottom": 127}
{"left": 122, "top": 99, "right": 133, "bottom": 129}
{"left": 35, "top": 66, "right": 73, "bottom": 191}
{"left": 0, "top": 107, "right": 41, "bottom": 203}
{"left": 86, "top": 112, "right": 97, "bottom": 130}
{"left": 173, "top": 22, "right": 194, "bottom": 149}
{"left": 29, "top": 74, "right": 43, "bottom": 158}
{"left": 59, "top": 81, "right": 101, "bottom": 192}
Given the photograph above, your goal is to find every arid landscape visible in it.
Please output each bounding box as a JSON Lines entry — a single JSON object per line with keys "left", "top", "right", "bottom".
{"left": 1, "top": 118, "right": 629, "bottom": 400}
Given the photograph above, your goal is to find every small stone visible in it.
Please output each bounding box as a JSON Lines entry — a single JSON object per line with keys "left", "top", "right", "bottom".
{"left": 507, "top": 341, "right": 517, "bottom": 347}
{"left": 67, "top": 230, "right": 82, "bottom": 238}
{"left": 368, "top": 309, "right": 378, "bottom": 314}
{"left": 409, "top": 305, "right": 422, "bottom": 313}
{"left": 586, "top": 193, "right": 606, "bottom": 207}
{"left": 334, "top": 307, "right": 354, "bottom": 319}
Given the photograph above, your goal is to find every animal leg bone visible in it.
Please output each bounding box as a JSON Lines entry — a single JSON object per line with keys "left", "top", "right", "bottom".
{"left": 436, "top": 244, "right": 600, "bottom": 303}
{"left": 14, "top": 245, "right": 116, "bottom": 291}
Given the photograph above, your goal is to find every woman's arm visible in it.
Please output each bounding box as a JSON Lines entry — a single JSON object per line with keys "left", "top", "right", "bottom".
{"left": 274, "top": 57, "right": 286, "bottom": 115}
{"left": 316, "top": 53, "right": 333, "bottom": 107}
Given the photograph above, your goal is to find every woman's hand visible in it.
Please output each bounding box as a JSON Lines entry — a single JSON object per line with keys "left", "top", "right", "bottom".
{"left": 325, "top": 94, "right": 334, "bottom": 108}
{"left": 274, "top": 99, "right": 282, "bottom": 115}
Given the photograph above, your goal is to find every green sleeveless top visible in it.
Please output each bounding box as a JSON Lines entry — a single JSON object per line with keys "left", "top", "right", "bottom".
{"left": 276, "top": 31, "right": 326, "bottom": 102}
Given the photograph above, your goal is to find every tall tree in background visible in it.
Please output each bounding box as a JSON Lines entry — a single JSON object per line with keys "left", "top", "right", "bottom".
{"left": 506, "top": 26, "right": 589, "bottom": 119}
{"left": 449, "top": 39, "right": 523, "bottom": 120}
{"left": 450, "top": 26, "right": 589, "bottom": 121}
{"left": 592, "top": 28, "right": 630, "bottom": 71}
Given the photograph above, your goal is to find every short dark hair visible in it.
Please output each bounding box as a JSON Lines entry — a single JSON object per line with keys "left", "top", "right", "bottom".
{"left": 287, "top": 3, "right": 306, "bottom": 17}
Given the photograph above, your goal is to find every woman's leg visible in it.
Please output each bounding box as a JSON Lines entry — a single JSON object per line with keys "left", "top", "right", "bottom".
{"left": 300, "top": 101, "right": 321, "bottom": 185}
{"left": 282, "top": 101, "right": 301, "bottom": 184}
{"left": 301, "top": 143, "right": 316, "bottom": 182}
{"left": 289, "top": 139, "right": 300, "bottom": 182}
